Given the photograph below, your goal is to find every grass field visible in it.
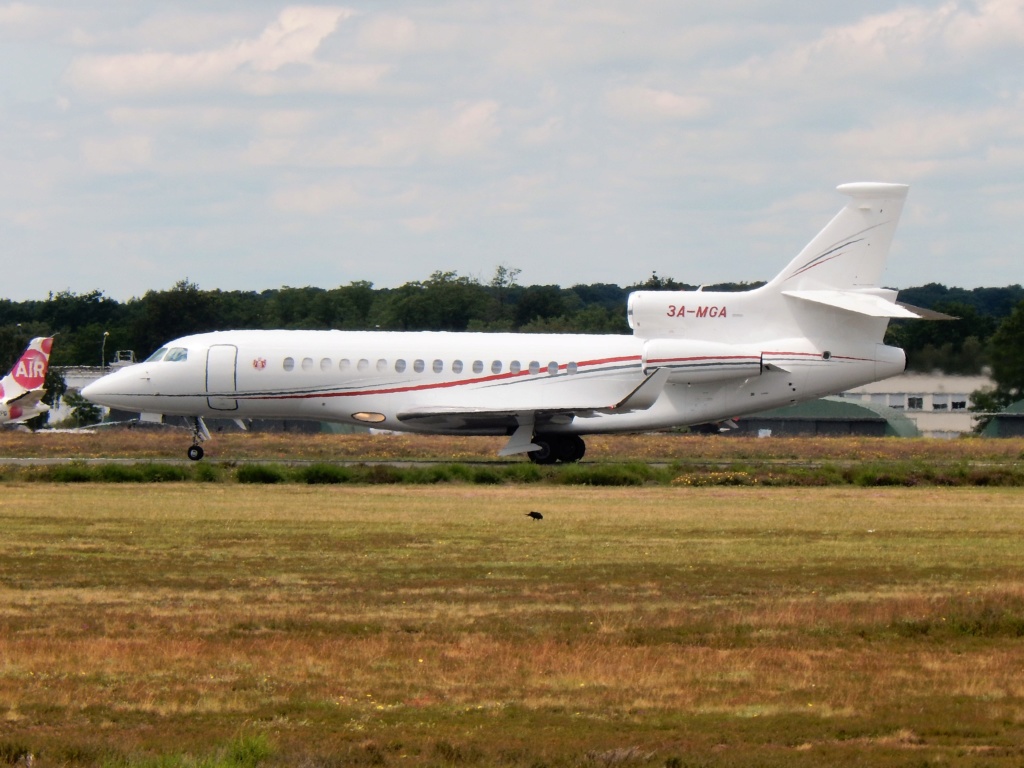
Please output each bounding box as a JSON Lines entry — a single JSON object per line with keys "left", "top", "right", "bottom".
{"left": 3, "top": 481, "right": 1024, "bottom": 766}
{"left": 2, "top": 428, "right": 1024, "bottom": 464}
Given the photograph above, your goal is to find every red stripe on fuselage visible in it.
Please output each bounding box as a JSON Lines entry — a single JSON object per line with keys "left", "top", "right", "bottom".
{"left": 248, "top": 354, "right": 643, "bottom": 401}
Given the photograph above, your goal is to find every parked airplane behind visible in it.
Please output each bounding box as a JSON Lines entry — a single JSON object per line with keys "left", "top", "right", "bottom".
{"left": 83, "top": 183, "right": 931, "bottom": 462}
{"left": 0, "top": 337, "right": 54, "bottom": 426}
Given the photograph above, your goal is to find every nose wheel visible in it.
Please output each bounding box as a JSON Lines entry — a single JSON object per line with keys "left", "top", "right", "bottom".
{"left": 187, "top": 416, "right": 210, "bottom": 461}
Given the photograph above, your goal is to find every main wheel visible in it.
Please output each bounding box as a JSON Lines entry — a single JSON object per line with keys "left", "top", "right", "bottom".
{"left": 527, "top": 437, "right": 558, "bottom": 465}
{"left": 528, "top": 434, "right": 586, "bottom": 464}
{"left": 555, "top": 434, "right": 586, "bottom": 463}
{"left": 187, "top": 445, "right": 205, "bottom": 461}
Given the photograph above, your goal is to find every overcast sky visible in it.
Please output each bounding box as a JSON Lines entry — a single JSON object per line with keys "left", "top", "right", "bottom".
{"left": 2, "top": 1, "right": 1022, "bottom": 302}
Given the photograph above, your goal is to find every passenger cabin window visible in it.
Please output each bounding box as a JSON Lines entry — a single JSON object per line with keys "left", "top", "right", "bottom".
{"left": 357, "top": 359, "right": 370, "bottom": 372}
{"left": 395, "top": 359, "right": 407, "bottom": 373}
{"left": 510, "top": 361, "right": 521, "bottom": 374}
{"left": 320, "top": 358, "right": 332, "bottom": 371}
{"left": 414, "top": 359, "right": 425, "bottom": 373}
{"left": 491, "top": 360, "right": 502, "bottom": 374}
{"left": 377, "top": 359, "right": 388, "bottom": 372}
{"left": 547, "top": 361, "right": 558, "bottom": 375}
{"left": 433, "top": 359, "right": 444, "bottom": 373}
{"left": 452, "top": 360, "right": 464, "bottom": 374}
{"left": 145, "top": 348, "right": 168, "bottom": 363}
{"left": 283, "top": 357, "right": 295, "bottom": 372}
{"left": 339, "top": 359, "right": 351, "bottom": 371}
{"left": 529, "top": 361, "right": 540, "bottom": 375}
{"left": 165, "top": 348, "right": 188, "bottom": 362}
{"left": 473, "top": 360, "right": 484, "bottom": 374}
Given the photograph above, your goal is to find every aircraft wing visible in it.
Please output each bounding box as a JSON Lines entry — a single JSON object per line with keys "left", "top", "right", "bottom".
{"left": 396, "top": 368, "right": 671, "bottom": 452}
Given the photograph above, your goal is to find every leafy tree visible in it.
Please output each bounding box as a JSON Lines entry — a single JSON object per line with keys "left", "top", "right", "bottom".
{"left": 886, "top": 302, "right": 995, "bottom": 374}
{"left": 377, "top": 271, "right": 490, "bottom": 331}
{"left": 630, "top": 271, "right": 690, "bottom": 291}
{"left": 26, "top": 369, "right": 68, "bottom": 430}
{"left": 327, "top": 281, "right": 377, "bottom": 329}
{"left": 514, "top": 285, "right": 565, "bottom": 327}
{"left": 487, "top": 265, "right": 521, "bottom": 327}
{"left": 60, "top": 391, "right": 102, "bottom": 427}
{"left": 969, "top": 299, "right": 1024, "bottom": 430}
{"left": 986, "top": 300, "right": 1024, "bottom": 401}
{"left": 130, "top": 279, "right": 219, "bottom": 356}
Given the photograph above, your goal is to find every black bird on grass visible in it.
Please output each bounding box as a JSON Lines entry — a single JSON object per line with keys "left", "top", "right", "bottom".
{"left": 526, "top": 511, "right": 544, "bottom": 521}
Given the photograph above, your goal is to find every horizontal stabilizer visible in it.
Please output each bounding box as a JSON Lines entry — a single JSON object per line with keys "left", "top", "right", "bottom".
{"left": 896, "top": 302, "right": 958, "bottom": 321}
{"left": 7, "top": 389, "right": 45, "bottom": 408}
{"left": 783, "top": 290, "right": 928, "bottom": 319}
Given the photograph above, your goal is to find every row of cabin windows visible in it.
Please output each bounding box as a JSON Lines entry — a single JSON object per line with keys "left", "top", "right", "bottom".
{"left": 281, "top": 357, "right": 579, "bottom": 376}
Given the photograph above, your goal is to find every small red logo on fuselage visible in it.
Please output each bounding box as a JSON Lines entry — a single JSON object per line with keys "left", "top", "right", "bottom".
{"left": 253, "top": 357, "right": 267, "bottom": 370}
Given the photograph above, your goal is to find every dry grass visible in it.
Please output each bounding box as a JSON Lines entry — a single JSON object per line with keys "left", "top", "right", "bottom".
{"left": 2, "top": 427, "right": 1024, "bottom": 464}
{"left": 3, "top": 484, "right": 1024, "bottom": 766}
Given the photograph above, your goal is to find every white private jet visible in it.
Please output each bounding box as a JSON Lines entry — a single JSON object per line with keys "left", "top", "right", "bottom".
{"left": 0, "top": 337, "right": 54, "bottom": 426}
{"left": 83, "top": 182, "right": 933, "bottom": 462}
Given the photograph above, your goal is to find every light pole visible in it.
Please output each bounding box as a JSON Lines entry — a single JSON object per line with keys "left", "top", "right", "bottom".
{"left": 101, "top": 331, "right": 109, "bottom": 369}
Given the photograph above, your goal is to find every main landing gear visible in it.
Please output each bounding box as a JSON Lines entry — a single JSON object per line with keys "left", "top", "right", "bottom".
{"left": 527, "top": 433, "right": 586, "bottom": 465}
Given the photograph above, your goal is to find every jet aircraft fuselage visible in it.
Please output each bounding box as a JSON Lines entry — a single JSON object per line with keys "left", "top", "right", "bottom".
{"left": 83, "top": 182, "right": 924, "bottom": 462}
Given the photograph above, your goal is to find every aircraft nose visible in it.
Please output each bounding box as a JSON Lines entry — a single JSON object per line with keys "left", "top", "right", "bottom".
{"left": 81, "top": 370, "right": 136, "bottom": 408}
{"left": 80, "top": 376, "right": 111, "bottom": 404}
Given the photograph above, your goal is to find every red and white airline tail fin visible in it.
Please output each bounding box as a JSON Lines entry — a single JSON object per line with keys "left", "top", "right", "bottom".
{"left": 0, "top": 337, "right": 54, "bottom": 405}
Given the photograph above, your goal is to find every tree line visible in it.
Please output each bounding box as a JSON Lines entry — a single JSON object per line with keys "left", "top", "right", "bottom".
{"left": 2, "top": 269, "right": 1024, "bottom": 409}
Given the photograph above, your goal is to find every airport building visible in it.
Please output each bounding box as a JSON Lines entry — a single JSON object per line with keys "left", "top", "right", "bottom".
{"left": 837, "top": 373, "right": 993, "bottom": 439}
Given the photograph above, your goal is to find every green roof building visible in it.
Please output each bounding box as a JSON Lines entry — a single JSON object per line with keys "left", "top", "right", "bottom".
{"left": 732, "top": 396, "right": 920, "bottom": 437}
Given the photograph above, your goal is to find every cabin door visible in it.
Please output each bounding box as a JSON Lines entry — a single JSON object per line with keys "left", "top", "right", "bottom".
{"left": 206, "top": 344, "right": 238, "bottom": 411}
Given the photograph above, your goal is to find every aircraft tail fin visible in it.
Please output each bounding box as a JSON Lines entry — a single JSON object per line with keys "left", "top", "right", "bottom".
{"left": 765, "top": 182, "right": 909, "bottom": 292}
{"left": 1, "top": 337, "right": 54, "bottom": 405}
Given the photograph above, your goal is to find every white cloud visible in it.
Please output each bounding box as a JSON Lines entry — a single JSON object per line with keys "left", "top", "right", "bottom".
{"left": 605, "top": 85, "right": 710, "bottom": 122}
{"left": 80, "top": 135, "right": 152, "bottom": 173}
{"left": 3, "top": 1, "right": 1024, "bottom": 300}
{"left": 64, "top": 6, "right": 352, "bottom": 95}
{"left": 434, "top": 100, "right": 501, "bottom": 156}
{"left": 271, "top": 178, "right": 362, "bottom": 215}
{"left": 356, "top": 14, "right": 418, "bottom": 53}
{"left": 945, "top": 0, "right": 1024, "bottom": 53}
{"left": 0, "top": 2, "right": 51, "bottom": 28}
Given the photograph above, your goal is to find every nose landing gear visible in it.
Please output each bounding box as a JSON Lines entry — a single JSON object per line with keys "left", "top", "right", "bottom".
{"left": 187, "top": 416, "right": 210, "bottom": 461}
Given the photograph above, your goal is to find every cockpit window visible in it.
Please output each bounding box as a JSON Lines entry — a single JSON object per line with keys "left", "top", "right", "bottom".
{"left": 164, "top": 347, "right": 188, "bottom": 362}
{"left": 144, "top": 348, "right": 168, "bottom": 363}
